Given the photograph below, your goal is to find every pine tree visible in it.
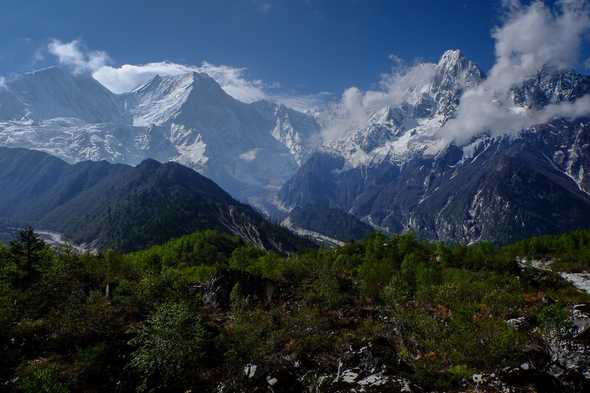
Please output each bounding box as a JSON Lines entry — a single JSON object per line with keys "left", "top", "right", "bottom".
{"left": 10, "top": 227, "right": 46, "bottom": 288}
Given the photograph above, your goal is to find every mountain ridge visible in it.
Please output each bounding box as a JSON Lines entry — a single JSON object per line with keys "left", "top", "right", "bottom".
{"left": 0, "top": 146, "right": 312, "bottom": 252}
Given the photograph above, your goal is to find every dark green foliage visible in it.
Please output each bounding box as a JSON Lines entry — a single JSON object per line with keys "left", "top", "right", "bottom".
{"left": 8, "top": 227, "right": 47, "bottom": 288}
{"left": 130, "top": 230, "right": 243, "bottom": 269}
{"left": 129, "top": 303, "right": 207, "bottom": 392}
{"left": 17, "top": 365, "right": 70, "bottom": 393}
{"left": 0, "top": 228, "right": 588, "bottom": 392}
{"left": 504, "top": 229, "right": 590, "bottom": 271}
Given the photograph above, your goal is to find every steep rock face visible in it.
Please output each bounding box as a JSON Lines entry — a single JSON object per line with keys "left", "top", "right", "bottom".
{"left": 409, "top": 128, "right": 590, "bottom": 243}
{"left": 251, "top": 100, "right": 320, "bottom": 165}
{"left": 0, "top": 147, "right": 311, "bottom": 252}
{"left": 279, "top": 50, "right": 590, "bottom": 244}
{"left": 429, "top": 49, "right": 485, "bottom": 119}
{"left": 0, "top": 68, "right": 320, "bottom": 209}
{"left": 512, "top": 67, "right": 590, "bottom": 109}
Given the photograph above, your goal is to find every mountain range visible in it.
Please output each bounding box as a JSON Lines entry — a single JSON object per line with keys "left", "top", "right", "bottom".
{"left": 1, "top": 50, "right": 590, "bottom": 245}
{"left": 279, "top": 50, "right": 590, "bottom": 244}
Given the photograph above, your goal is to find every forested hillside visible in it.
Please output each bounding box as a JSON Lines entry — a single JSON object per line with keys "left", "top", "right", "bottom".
{"left": 1, "top": 228, "right": 589, "bottom": 392}
{"left": 0, "top": 147, "right": 311, "bottom": 253}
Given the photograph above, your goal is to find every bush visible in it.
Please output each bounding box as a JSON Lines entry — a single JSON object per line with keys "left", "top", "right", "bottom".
{"left": 129, "top": 302, "right": 207, "bottom": 392}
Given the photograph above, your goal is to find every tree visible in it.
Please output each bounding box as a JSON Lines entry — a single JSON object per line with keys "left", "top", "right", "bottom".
{"left": 10, "top": 227, "right": 46, "bottom": 288}
{"left": 129, "top": 303, "right": 207, "bottom": 392}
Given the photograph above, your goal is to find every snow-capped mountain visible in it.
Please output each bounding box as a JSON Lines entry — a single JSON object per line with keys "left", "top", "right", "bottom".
{"left": 0, "top": 67, "right": 127, "bottom": 123}
{"left": 279, "top": 50, "right": 590, "bottom": 244}
{"left": 0, "top": 67, "right": 319, "bottom": 209}
{"left": 323, "top": 49, "right": 485, "bottom": 167}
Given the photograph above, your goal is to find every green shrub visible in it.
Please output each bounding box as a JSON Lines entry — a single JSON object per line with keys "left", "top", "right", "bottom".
{"left": 129, "top": 302, "right": 207, "bottom": 392}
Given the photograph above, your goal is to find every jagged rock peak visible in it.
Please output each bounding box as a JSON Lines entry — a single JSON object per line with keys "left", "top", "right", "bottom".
{"left": 435, "top": 49, "right": 484, "bottom": 86}
{"left": 437, "top": 49, "right": 465, "bottom": 67}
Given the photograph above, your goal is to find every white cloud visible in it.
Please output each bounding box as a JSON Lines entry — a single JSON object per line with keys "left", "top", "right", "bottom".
{"left": 441, "top": 0, "right": 590, "bottom": 145}
{"left": 47, "top": 39, "right": 110, "bottom": 75}
{"left": 0, "top": 76, "right": 6, "bottom": 90}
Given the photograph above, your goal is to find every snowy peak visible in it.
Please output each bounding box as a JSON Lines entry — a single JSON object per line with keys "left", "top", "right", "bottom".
{"left": 434, "top": 49, "right": 483, "bottom": 87}
{"left": 127, "top": 72, "right": 236, "bottom": 127}
{"left": 437, "top": 49, "right": 464, "bottom": 67}
{"left": 127, "top": 73, "right": 197, "bottom": 126}
{"left": 512, "top": 67, "right": 590, "bottom": 109}
{"left": 0, "top": 65, "right": 322, "bottom": 210}
{"left": 252, "top": 100, "right": 320, "bottom": 164}
{"left": 2, "top": 66, "right": 126, "bottom": 123}
{"left": 430, "top": 50, "right": 484, "bottom": 118}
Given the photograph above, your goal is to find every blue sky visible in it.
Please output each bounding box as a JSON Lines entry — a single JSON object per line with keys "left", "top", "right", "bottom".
{"left": 0, "top": 0, "right": 588, "bottom": 100}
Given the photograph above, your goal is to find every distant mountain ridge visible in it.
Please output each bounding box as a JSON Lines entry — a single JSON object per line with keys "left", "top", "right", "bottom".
{"left": 0, "top": 146, "right": 311, "bottom": 252}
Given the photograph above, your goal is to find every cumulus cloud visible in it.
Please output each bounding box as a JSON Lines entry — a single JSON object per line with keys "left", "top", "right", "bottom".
{"left": 47, "top": 39, "right": 110, "bottom": 75}
{"left": 441, "top": 0, "right": 590, "bottom": 145}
